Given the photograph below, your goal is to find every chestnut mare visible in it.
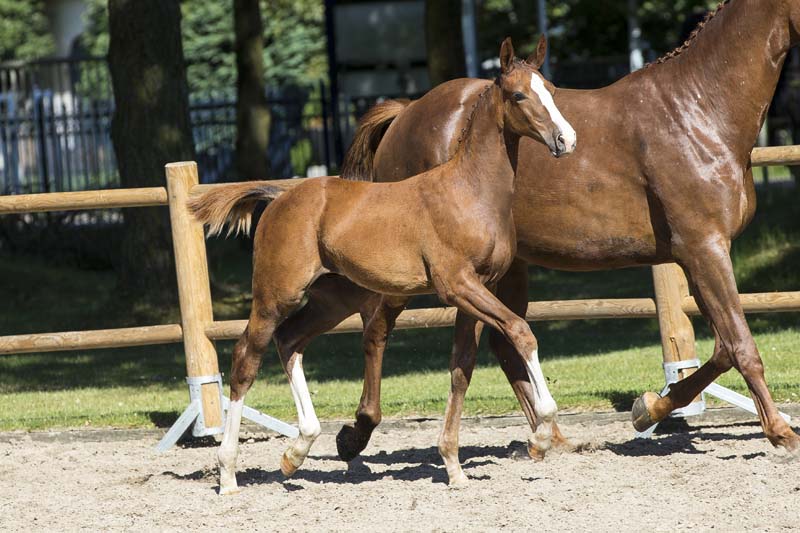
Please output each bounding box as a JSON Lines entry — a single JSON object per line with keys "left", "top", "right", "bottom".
{"left": 190, "top": 38, "right": 576, "bottom": 493}
{"left": 271, "top": 0, "right": 800, "bottom": 464}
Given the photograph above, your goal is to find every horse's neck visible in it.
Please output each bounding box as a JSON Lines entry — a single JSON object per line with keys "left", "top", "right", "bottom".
{"left": 654, "top": 0, "right": 789, "bottom": 156}
{"left": 451, "top": 85, "right": 518, "bottom": 203}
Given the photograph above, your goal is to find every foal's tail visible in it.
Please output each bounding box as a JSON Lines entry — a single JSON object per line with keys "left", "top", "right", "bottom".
{"left": 187, "top": 182, "right": 284, "bottom": 237}
{"left": 340, "top": 99, "right": 410, "bottom": 182}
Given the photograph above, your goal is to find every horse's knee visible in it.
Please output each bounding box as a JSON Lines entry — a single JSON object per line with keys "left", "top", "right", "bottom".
{"left": 506, "top": 318, "right": 536, "bottom": 351}
{"left": 727, "top": 339, "right": 763, "bottom": 377}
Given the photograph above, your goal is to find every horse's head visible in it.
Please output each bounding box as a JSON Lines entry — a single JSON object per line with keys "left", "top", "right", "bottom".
{"left": 497, "top": 36, "right": 576, "bottom": 157}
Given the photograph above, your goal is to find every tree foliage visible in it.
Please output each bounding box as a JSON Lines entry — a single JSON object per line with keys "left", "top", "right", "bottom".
{"left": 0, "top": 0, "right": 54, "bottom": 62}
{"left": 77, "top": 0, "right": 326, "bottom": 94}
{"left": 477, "top": 0, "right": 719, "bottom": 63}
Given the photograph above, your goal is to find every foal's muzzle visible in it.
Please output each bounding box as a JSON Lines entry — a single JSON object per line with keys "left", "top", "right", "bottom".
{"left": 551, "top": 131, "right": 576, "bottom": 158}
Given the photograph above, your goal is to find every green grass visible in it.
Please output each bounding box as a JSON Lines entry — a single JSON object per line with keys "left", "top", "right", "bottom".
{"left": 0, "top": 188, "right": 798, "bottom": 431}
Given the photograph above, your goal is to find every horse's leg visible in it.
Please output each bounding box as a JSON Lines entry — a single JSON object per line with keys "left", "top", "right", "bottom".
{"left": 439, "top": 310, "right": 482, "bottom": 487}
{"left": 632, "top": 244, "right": 800, "bottom": 452}
{"left": 632, "top": 273, "right": 732, "bottom": 428}
{"left": 337, "top": 295, "right": 408, "bottom": 461}
{"left": 274, "top": 274, "right": 375, "bottom": 357}
{"left": 435, "top": 272, "right": 558, "bottom": 463}
{"left": 218, "top": 307, "right": 280, "bottom": 495}
{"left": 275, "top": 347, "right": 322, "bottom": 476}
{"left": 490, "top": 259, "right": 571, "bottom": 459}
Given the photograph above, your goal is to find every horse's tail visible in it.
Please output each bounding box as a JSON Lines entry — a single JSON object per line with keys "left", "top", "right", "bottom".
{"left": 340, "top": 99, "right": 411, "bottom": 182}
{"left": 187, "top": 182, "right": 284, "bottom": 237}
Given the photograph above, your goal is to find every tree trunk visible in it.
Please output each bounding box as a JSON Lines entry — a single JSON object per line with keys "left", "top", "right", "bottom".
{"left": 425, "top": 0, "right": 466, "bottom": 87}
{"left": 234, "top": 0, "right": 271, "bottom": 180}
{"left": 108, "top": 0, "right": 195, "bottom": 299}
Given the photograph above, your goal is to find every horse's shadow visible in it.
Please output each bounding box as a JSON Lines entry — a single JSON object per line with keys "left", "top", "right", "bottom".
{"left": 164, "top": 441, "right": 531, "bottom": 491}
{"left": 605, "top": 419, "right": 764, "bottom": 458}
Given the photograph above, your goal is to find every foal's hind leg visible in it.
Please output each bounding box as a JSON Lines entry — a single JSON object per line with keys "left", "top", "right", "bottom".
{"left": 435, "top": 271, "right": 559, "bottom": 463}
{"left": 633, "top": 246, "right": 800, "bottom": 452}
{"left": 218, "top": 310, "right": 278, "bottom": 495}
{"left": 439, "top": 311, "right": 482, "bottom": 487}
{"left": 275, "top": 346, "right": 322, "bottom": 476}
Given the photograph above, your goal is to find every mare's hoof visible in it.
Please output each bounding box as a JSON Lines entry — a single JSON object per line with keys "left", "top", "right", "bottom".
{"left": 336, "top": 424, "right": 368, "bottom": 462}
{"left": 280, "top": 452, "right": 300, "bottom": 477}
{"left": 631, "top": 392, "right": 661, "bottom": 432}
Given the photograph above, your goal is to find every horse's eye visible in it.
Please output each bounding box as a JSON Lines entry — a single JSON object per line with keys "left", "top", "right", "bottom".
{"left": 513, "top": 92, "right": 527, "bottom": 102}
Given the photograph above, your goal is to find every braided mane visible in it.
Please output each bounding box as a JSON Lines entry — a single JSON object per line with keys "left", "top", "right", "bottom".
{"left": 646, "top": 0, "right": 732, "bottom": 68}
{"left": 454, "top": 80, "right": 498, "bottom": 150}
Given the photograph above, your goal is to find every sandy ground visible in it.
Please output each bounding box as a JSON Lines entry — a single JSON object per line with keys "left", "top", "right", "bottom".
{"left": 2, "top": 408, "right": 799, "bottom": 532}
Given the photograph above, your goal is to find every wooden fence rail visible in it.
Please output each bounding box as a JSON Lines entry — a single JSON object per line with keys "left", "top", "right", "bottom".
{"left": 0, "top": 146, "right": 799, "bottom": 440}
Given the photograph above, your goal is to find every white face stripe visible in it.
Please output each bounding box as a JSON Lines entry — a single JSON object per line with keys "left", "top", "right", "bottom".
{"left": 529, "top": 73, "right": 577, "bottom": 150}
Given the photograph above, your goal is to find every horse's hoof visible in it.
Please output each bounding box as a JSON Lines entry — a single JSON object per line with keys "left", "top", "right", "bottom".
{"left": 218, "top": 484, "right": 241, "bottom": 496}
{"left": 447, "top": 473, "right": 470, "bottom": 489}
{"left": 280, "top": 452, "right": 300, "bottom": 477}
{"left": 632, "top": 392, "right": 661, "bottom": 432}
{"left": 336, "top": 424, "right": 367, "bottom": 462}
{"left": 527, "top": 441, "right": 547, "bottom": 462}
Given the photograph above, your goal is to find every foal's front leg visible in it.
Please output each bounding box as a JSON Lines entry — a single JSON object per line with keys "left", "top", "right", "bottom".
{"left": 435, "top": 272, "right": 559, "bottom": 466}
{"left": 438, "top": 311, "right": 483, "bottom": 487}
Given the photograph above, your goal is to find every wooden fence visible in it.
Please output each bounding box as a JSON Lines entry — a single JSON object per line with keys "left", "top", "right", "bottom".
{"left": 1, "top": 147, "right": 799, "bottom": 436}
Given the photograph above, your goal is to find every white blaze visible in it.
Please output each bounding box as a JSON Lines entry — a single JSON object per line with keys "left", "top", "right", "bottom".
{"left": 530, "top": 73, "right": 577, "bottom": 152}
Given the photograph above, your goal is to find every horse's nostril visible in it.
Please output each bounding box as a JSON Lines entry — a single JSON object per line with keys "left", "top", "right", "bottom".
{"left": 556, "top": 134, "right": 566, "bottom": 148}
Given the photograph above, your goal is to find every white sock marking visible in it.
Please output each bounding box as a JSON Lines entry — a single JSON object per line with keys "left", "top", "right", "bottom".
{"left": 526, "top": 349, "right": 558, "bottom": 419}
{"left": 530, "top": 73, "right": 577, "bottom": 151}
{"left": 218, "top": 397, "right": 244, "bottom": 492}
{"left": 285, "top": 354, "right": 321, "bottom": 466}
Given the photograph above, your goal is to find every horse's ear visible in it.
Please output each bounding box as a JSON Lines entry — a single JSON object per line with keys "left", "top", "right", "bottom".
{"left": 526, "top": 34, "right": 548, "bottom": 69}
{"left": 500, "top": 37, "right": 515, "bottom": 74}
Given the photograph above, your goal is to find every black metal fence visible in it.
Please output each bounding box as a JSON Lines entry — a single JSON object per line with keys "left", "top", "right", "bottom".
{"left": 0, "top": 57, "right": 345, "bottom": 195}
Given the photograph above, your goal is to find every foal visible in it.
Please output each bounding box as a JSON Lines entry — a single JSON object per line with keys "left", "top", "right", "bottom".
{"left": 190, "top": 38, "right": 576, "bottom": 494}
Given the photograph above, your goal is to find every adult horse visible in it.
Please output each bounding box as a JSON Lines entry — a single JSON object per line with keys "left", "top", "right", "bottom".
{"left": 273, "top": 0, "right": 800, "bottom": 463}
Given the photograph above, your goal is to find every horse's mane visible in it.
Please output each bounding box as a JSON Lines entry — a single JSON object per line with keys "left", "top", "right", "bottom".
{"left": 454, "top": 80, "right": 497, "bottom": 152}
{"left": 646, "top": 0, "right": 732, "bottom": 67}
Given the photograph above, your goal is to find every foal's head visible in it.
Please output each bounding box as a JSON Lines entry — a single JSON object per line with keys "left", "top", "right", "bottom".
{"left": 497, "top": 36, "right": 576, "bottom": 157}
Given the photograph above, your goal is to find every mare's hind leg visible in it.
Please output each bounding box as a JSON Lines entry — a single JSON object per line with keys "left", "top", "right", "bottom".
{"left": 491, "top": 259, "right": 572, "bottom": 459}
{"left": 435, "top": 271, "right": 559, "bottom": 467}
{"left": 633, "top": 245, "right": 800, "bottom": 452}
{"left": 337, "top": 295, "right": 408, "bottom": 461}
{"left": 439, "top": 311, "right": 482, "bottom": 487}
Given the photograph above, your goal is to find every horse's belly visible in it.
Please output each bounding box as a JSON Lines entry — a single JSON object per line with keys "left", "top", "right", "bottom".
{"left": 512, "top": 162, "right": 664, "bottom": 270}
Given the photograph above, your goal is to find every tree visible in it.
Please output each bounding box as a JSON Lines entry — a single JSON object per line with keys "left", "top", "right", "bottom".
{"left": 233, "top": 0, "right": 270, "bottom": 180}
{"left": 107, "top": 0, "right": 195, "bottom": 297}
{"left": 425, "top": 0, "right": 467, "bottom": 87}
{"left": 0, "top": 0, "right": 54, "bottom": 61}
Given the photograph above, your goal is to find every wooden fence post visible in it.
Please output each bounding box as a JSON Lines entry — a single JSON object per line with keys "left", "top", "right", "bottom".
{"left": 166, "top": 161, "right": 223, "bottom": 433}
{"left": 651, "top": 263, "right": 703, "bottom": 413}
{"left": 652, "top": 263, "right": 697, "bottom": 368}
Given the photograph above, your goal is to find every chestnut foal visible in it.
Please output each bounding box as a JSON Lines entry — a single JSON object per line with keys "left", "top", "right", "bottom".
{"left": 190, "top": 39, "right": 575, "bottom": 494}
